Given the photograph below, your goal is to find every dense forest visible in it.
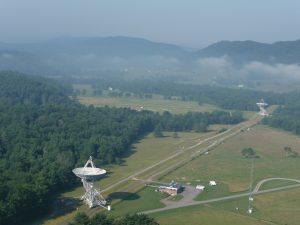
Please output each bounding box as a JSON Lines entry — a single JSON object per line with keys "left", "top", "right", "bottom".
{"left": 69, "top": 213, "right": 159, "bottom": 225}
{"left": 0, "top": 72, "right": 244, "bottom": 225}
{"left": 263, "top": 104, "right": 300, "bottom": 135}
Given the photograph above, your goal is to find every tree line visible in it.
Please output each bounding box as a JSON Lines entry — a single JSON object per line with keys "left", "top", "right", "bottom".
{"left": 263, "top": 104, "right": 300, "bottom": 135}
{"left": 72, "top": 77, "right": 300, "bottom": 111}
{"left": 69, "top": 213, "right": 159, "bottom": 225}
{"left": 0, "top": 72, "right": 244, "bottom": 225}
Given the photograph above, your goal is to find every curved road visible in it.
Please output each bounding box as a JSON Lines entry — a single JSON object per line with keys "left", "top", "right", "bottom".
{"left": 252, "top": 177, "right": 300, "bottom": 193}
{"left": 141, "top": 178, "right": 300, "bottom": 214}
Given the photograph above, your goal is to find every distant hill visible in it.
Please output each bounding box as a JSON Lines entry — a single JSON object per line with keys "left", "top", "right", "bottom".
{"left": 0, "top": 37, "right": 188, "bottom": 74}
{"left": 0, "top": 36, "right": 187, "bottom": 57}
{"left": 194, "top": 39, "right": 300, "bottom": 64}
{"left": 1, "top": 37, "right": 300, "bottom": 76}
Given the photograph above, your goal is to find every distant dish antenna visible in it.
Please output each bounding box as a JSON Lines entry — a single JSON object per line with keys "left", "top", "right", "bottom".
{"left": 73, "top": 156, "right": 110, "bottom": 210}
{"left": 256, "top": 99, "right": 268, "bottom": 116}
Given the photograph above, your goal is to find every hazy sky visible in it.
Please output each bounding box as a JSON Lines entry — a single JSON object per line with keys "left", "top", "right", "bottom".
{"left": 1, "top": 0, "right": 300, "bottom": 47}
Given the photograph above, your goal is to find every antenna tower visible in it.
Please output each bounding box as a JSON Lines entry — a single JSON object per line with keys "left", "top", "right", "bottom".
{"left": 73, "top": 156, "right": 110, "bottom": 210}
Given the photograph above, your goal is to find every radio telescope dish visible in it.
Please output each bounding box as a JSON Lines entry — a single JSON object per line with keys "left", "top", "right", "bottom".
{"left": 72, "top": 156, "right": 110, "bottom": 210}
{"left": 256, "top": 99, "right": 268, "bottom": 116}
{"left": 73, "top": 166, "right": 106, "bottom": 180}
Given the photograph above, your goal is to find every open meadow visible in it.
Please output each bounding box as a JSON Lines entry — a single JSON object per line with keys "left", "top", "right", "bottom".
{"left": 39, "top": 131, "right": 217, "bottom": 225}
{"left": 149, "top": 187, "right": 300, "bottom": 225}
{"left": 146, "top": 125, "right": 300, "bottom": 224}
{"left": 78, "top": 95, "right": 220, "bottom": 114}
{"left": 160, "top": 125, "right": 300, "bottom": 193}
{"left": 38, "top": 106, "right": 300, "bottom": 225}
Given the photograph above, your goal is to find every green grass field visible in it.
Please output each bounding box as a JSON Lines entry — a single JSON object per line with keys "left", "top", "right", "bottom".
{"left": 160, "top": 187, "right": 300, "bottom": 225}
{"left": 78, "top": 95, "right": 220, "bottom": 114}
{"left": 259, "top": 179, "right": 299, "bottom": 190}
{"left": 251, "top": 188, "right": 300, "bottom": 224}
{"left": 40, "top": 131, "right": 215, "bottom": 225}
{"left": 152, "top": 203, "right": 273, "bottom": 225}
{"left": 63, "top": 131, "right": 215, "bottom": 197}
{"left": 107, "top": 187, "right": 166, "bottom": 217}
{"left": 39, "top": 110, "right": 300, "bottom": 225}
{"left": 148, "top": 125, "right": 300, "bottom": 225}
{"left": 161, "top": 125, "right": 300, "bottom": 194}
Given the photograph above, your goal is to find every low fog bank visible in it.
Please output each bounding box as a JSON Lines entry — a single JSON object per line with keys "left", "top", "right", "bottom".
{"left": 193, "top": 56, "right": 300, "bottom": 86}
{"left": 1, "top": 37, "right": 300, "bottom": 89}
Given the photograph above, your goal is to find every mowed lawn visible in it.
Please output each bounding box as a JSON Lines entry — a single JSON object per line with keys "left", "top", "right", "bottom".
{"left": 41, "top": 124, "right": 300, "bottom": 225}
{"left": 78, "top": 95, "right": 220, "bottom": 114}
{"left": 153, "top": 205, "right": 273, "bottom": 225}
{"left": 148, "top": 125, "right": 300, "bottom": 225}
{"left": 160, "top": 125, "right": 300, "bottom": 194}
{"left": 107, "top": 187, "right": 166, "bottom": 217}
{"left": 62, "top": 132, "right": 211, "bottom": 199}
{"left": 252, "top": 188, "right": 300, "bottom": 225}
{"left": 151, "top": 189, "right": 300, "bottom": 225}
{"left": 41, "top": 132, "right": 212, "bottom": 225}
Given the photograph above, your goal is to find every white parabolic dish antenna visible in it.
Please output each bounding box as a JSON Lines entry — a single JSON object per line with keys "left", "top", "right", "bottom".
{"left": 72, "top": 156, "right": 109, "bottom": 209}
{"left": 256, "top": 99, "right": 268, "bottom": 116}
{"left": 73, "top": 165, "right": 106, "bottom": 180}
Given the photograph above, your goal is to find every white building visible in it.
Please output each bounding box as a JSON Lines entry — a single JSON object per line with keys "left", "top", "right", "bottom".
{"left": 196, "top": 185, "right": 205, "bottom": 191}
{"left": 209, "top": 180, "right": 217, "bottom": 186}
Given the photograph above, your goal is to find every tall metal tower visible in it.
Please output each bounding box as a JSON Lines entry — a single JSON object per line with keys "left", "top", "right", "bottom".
{"left": 73, "top": 156, "right": 110, "bottom": 210}
{"left": 247, "top": 157, "right": 255, "bottom": 214}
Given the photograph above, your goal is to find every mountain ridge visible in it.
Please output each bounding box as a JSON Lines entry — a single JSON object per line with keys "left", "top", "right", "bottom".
{"left": 195, "top": 39, "right": 300, "bottom": 64}
{"left": 1, "top": 36, "right": 300, "bottom": 75}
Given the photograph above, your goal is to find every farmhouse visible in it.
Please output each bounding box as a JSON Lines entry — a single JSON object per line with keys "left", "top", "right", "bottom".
{"left": 159, "top": 182, "right": 183, "bottom": 196}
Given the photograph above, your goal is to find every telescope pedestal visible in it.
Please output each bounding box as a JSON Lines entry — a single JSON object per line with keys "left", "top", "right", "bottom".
{"left": 81, "top": 178, "right": 107, "bottom": 208}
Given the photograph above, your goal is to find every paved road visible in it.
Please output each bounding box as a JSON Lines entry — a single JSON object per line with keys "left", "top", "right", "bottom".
{"left": 161, "top": 185, "right": 200, "bottom": 207}
{"left": 252, "top": 177, "right": 300, "bottom": 193}
{"left": 101, "top": 114, "right": 260, "bottom": 193}
{"left": 141, "top": 181, "right": 300, "bottom": 214}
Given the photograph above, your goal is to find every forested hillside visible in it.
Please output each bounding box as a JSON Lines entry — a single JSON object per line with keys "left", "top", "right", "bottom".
{"left": 0, "top": 71, "right": 71, "bottom": 105}
{"left": 0, "top": 72, "right": 244, "bottom": 225}
{"left": 194, "top": 39, "right": 300, "bottom": 64}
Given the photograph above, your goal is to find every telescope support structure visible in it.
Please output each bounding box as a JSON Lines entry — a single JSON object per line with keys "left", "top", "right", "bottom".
{"left": 81, "top": 177, "right": 106, "bottom": 208}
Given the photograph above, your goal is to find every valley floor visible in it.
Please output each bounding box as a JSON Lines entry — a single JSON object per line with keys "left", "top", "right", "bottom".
{"left": 37, "top": 107, "right": 300, "bottom": 225}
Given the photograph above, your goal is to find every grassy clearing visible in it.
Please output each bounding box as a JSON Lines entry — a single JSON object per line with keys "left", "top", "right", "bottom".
{"left": 150, "top": 120, "right": 300, "bottom": 225}
{"left": 107, "top": 187, "right": 166, "bottom": 217}
{"left": 251, "top": 188, "right": 300, "bottom": 225}
{"left": 150, "top": 185, "right": 300, "bottom": 225}
{"left": 62, "top": 132, "right": 205, "bottom": 198}
{"left": 160, "top": 125, "right": 300, "bottom": 196}
{"left": 78, "top": 95, "right": 220, "bottom": 114}
{"left": 40, "top": 131, "right": 212, "bottom": 225}
{"left": 42, "top": 108, "right": 300, "bottom": 225}
{"left": 168, "top": 194, "right": 184, "bottom": 202}
{"left": 259, "top": 179, "right": 299, "bottom": 190}
{"left": 152, "top": 204, "right": 272, "bottom": 225}
{"left": 204, "top": 187, "right": 300, "bottom": 225}
{"left": 195, "top": 183, "right": 234, "bottom": 201}
{"left": 44, "top": 115, "right": 276, "bottom": 224}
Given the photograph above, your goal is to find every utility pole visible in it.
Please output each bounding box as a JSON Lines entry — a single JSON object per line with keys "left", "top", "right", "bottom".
{"left": 247, "top": 156, "right": 254, "bottom": 214}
